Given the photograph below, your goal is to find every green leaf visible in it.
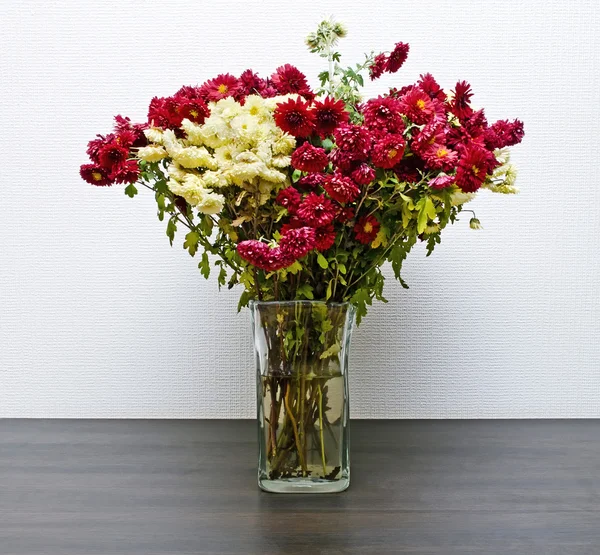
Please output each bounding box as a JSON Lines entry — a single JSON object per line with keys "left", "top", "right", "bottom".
{"left": 166, "top": 218, "right": 177, "bottom": 246}
{"left": 183, "top": 231, "right": 200, "bottom": 257}
{"left": 237, "top": 290, "right": 251, "bottom": 312}
{"left": 317, "top": 253, "right": 329, "bottom": 269}
{"left": 217, "top": 267, "right": 227, "bottom": 289}
{"left": 124, "top": 184, "right": 138, "bottom": 198}
{"left": 337, "top": 263, "right": 347, "bottom": 274}
{"left": 296, "top": 284, "right": 314, "bottom": 300}
{"left": 198, "top": 252, "right": 210, "bottom": 279}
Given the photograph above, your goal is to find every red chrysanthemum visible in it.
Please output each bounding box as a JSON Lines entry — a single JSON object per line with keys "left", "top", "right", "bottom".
{"left": 238, "top": 69, "right": 268, "bottom": 97}
{"left": 280, "top": 217, "right": 303, "bottom": 235}
{"left": 484, "top": 119, "right": 525, "bottom": 149}
{"left": 362, "top": 96, "right": 405, "bottom": 133}
{"left": 418, "top": 73, "right": 446, "bottom": 102}
{"left": 178, "top": 98, "right": 210, "bottom": 124}
{"left": 97, "top": 142, "right": 129, "bottom": 170}
{"left": 354, "top": 215, "right": 380, "bottom": 245}
{"left": 110, "top": 160, "right": 139, "bottom": 184}
{"left": 398, "top": 88, "right": 436, "bottom": 125}
{"left": 199, "top": 73, "right": 241, "bottom": 101}
{"left": 323, "top": 172, "right": 361, "bottom": 203}
{"left": 275, "top": 186, "right": 302, "bottom": 214}
{"left": 297, "top": 172, "right": 326, "bottom": 191}
{"left": 273, "top": 98, "right": 316, "bottom": 137}
{"left": 336, "top": 206, "right": 355, "bottom": 223}
{"left": 449, "top": 81, "right": 474, "bottom": 120}
{"left": 422, "top": 144, "right": 459, "bottom": 171}
{"left": 279, "top": 226, "right": 316, "bottom": 259}
{"left": 80, "top": 164, "right": 112, "bottom": 186}
{"left": 291, "top": 142, "right": 329, "bottom": 172}
{"left": 332, "top": 123, "right": 372, "bottom": 158}
{"left": 410, "top": 122, "right": 447, "bottom": 157}
{"left": 314, "top": 224, "right": 337, "bottom": 252}
{"left": 369, "top": 53, "right": 388, "bottom": 80}
{"left": 394, "top": 157, "right": 423, "bottom": 183}
{"left": 329, "top": 148, "right": 362, "bottom": 172}
{"left": 455, "top": 144, "right": 498, "bottom": 193}
{"left": 351, "top": 163, "right": 376, "bottom": 186}
{"left": 86, "top": 134, "right": 113, "bottom": 163}
{"left": 313, "top": 97, "right": 349, "bottom": 138}
{"left": 237, "top": 240, "right": 292, "bottom": 272}
{"left": 428, "top": 175, "right": 455, "bottom": 190}
{"left": 296, "top": 193, "right": 337, "bottom": 227}
{"left": 113, "top": 115, "right": 148, "bottom": 147}
{"left": 270, "top": 64, "right": 313, "bottom": 99}
{"left": 147, "top": 96, "right": 180, "bottom": 128}
{"left": 371, "top": 134, "right": 406, "bottom": 169}
{"left": 386, "top": 42, "right": 410, "bottom": 73}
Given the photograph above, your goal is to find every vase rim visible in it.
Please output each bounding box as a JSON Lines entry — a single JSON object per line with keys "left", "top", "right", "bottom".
{"left": 249, "top": 300, "right": 352, "bottom": 308}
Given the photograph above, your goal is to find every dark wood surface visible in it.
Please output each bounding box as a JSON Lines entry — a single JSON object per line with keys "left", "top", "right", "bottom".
{"left": 1, "top": 420, "right": 599, "bottom": 554}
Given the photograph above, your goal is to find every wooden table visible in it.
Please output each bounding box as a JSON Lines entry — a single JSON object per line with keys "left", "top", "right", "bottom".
{"left": 1, "top": 420, "right": 599, "bottom": 554}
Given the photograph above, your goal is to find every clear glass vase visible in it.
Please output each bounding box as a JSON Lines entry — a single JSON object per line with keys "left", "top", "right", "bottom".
{"left": 250, "top": 300, "right": 355, "bottom": 493}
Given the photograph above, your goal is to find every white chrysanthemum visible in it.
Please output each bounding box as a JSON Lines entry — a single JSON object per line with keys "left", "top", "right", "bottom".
{"left": 202, "top": 170, "right": 229, "bottom": 189}
{"left": 172, "top": 146, "right": 217, "bottom": 169}
{"left": 181, "top": 119, "right": 205, "bottom": 146}
{"left": 243, "top": 95, "right": 270, "bottom": 121}
{"left": 144, "top": 127, "right": 164, "bottom": 145}
{"left": 260, "top": 167, "right": 287, "bottom": 183}
{"left": 136, "top": 145, "right": 167, "bottom": 162}
{"left": 254, "top": 143, "right": 273, "bottom": 165}
{"left": 263, "top": 94, "right": 298, "bottom": 110}
{"left": 166, "top": 178, "right": 205, "bottom": 207}
{"left": 167, "top": 162, "right": 189, "bottom": 181}
{"left": 210, "top": 97, "right": 242, "bottom": 120}
{"left": 271, "top": 154, "right": 291, "bottom": 168}
{"left": 197, "top": 191, "right": 225, "bottom": 215}
{"left": 214, "top": 143, "right": 243, "bottom": 168}
{"left": 227, "top": 152, "right": 267, "bottom": 185}
{"left": 230, "top": 113, "right": 261, "bottom": 146}
{"left": 272, "top": 131, "right": 296, "bottom": 155}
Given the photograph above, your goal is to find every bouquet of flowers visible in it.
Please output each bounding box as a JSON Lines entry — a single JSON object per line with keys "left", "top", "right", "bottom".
{"left": 81, "top": 19, "right": 523, "bottom": 492}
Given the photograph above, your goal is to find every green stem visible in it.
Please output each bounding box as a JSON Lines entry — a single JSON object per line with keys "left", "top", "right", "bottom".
{"left": 317, "top": 383, "right": 327, "bottom": 476}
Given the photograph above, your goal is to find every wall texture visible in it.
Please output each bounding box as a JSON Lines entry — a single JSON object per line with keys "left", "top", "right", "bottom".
{"left": 1, "top": 0, "right": 599, "bottom": 418}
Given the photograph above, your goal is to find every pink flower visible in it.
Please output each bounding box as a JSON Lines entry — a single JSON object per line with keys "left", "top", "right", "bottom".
{"left": 428, "top": 175, "right": 455, "bottom": 190}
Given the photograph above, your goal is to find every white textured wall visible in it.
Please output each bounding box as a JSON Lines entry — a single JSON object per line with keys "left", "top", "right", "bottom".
{"left": 1, "top": 0, "right": 599, "bottom": 418}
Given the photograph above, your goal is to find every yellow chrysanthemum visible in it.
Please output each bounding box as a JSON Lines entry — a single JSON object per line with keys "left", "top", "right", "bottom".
{"left": 136, "top": 145, "right": 167, "bottom": 162}
{"left": 143, "top": 127, "right": 164, "bottom": 144}
{"left": 197, "top": 191, "right": 225, "bottom": 215}
{"left": 172, "top": 146, "right": 216, "bottom": 170}
{"left": 181, "top": 119, "right": 205, "bottom": 146}
{"left": 166, "top": 178, "right": 205, "bottom": 206}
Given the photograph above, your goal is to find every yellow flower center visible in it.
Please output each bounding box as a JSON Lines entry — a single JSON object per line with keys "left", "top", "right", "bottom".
{"left": 416, "top": 99, "right": 426, "bottom": 110}
{"left": 189, "top": 109, "right": 198, "bottom": 118}
{"left": 436, "top": 148, "right": 448, "bottom": 158}
{"left": 472, "top": 165, "right": 480, "bottom": 175}
{"left": 92, "top": 172, "right": 103, "bottom": 181}
{"left": 388, "top": 148, "right": 398, "bottom": 159}
{"left": 363, "top": 222, "right": 373, "bottom": 233}
{"left": 217, "top": 84, "right": 229, "bottom": 94}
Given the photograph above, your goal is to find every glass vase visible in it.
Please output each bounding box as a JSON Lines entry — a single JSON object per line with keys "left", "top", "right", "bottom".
{"left": 250, "top": 300, "right": 355, "bottom": 493}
